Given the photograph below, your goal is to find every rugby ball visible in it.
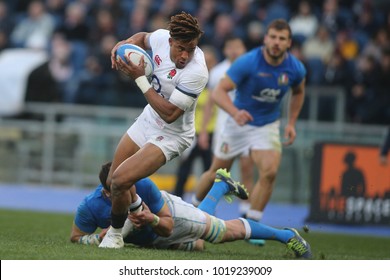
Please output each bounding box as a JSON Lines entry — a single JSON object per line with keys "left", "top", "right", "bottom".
{"left": 116, "top": 43, "right": 154, "bottom": 78}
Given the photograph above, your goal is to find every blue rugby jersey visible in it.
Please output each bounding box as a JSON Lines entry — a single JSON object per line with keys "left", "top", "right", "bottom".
{"left": 74, "top": 178, "right": 164, "bottom": 246}
{"left": 227, "top": 47, "right": 306, "bottom": 126}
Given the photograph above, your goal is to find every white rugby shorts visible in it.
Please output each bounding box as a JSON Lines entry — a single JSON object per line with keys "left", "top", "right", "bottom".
{"left": 127, "top": 112, "right": 194, "bottom": 162}
{"left": 213, "top": 119, "right": 281, "bottom": 159}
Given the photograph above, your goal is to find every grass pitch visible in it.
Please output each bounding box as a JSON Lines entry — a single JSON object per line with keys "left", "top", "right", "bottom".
{"left": 0, "top": 209, "right": 389, "bottom": 260}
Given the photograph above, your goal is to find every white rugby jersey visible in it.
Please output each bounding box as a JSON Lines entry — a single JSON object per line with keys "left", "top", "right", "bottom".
{"left": 144, "top": 29, "right": 208, "bottom": 135}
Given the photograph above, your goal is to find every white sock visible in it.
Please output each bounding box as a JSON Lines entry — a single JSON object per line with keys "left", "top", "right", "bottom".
{"left": 191, "top": 194, "right": 201, "bottom": 207}
{"left": 239, "top": 201, "right": 251, "bottom": 215}
{"left": 246, "top": 209, "right": 263, "bottom": 221}
{"left": 129, "top": 195, "right": 143, "bottom": 213}
{"left": 122, "top": 218, "right": 134, "bottom": 238}
{"left": 109, "top": 226, "right": 122, "bottom": 234}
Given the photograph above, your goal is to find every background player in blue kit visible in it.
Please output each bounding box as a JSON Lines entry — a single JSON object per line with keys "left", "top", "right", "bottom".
{"left": 193, "top": 19, "right": 306, "bottom": 244}
{"left": 70, "top": 162, "right": 311, "bottom": 258}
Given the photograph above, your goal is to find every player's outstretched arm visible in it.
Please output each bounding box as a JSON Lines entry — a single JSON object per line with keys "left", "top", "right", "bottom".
{"left": 129, "top": 203, "right": 174, "bottom": 237}
{"left": 70, "top": 223, "right": 103, "bottom": 246}
{"left": 284, "top": 79, "right": 305, "bottom": 146}
{"left": 213, "top": 76, "right": 253, "bottom": 126}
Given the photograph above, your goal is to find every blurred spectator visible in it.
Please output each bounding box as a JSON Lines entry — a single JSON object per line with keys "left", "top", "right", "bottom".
{"left": 244, "top": 20, "right": 264, "bottom": 51}
{"left": 88, "top": 7, "right": 116, "bottom": 45}
{"left": 303, "top": 25, "right": 335, "bottom": 64}
{"left": 335, "top": 29, "right": 359, "bottom": 61}
{"left": 346, "top": 82, "right": 373, "bottom": 123}
{"left": 289, "top": 0, "right": 319, "bottom": 44}
{"left": 379, "top": 127, "right": 390, "bottom": 165}
{"left": 158, "top": 0, "right": 183, "bottom": 18}
{"left": 0, "top": 28, "right": 9, "bottom": 51}
{"left": 10, "top": 0, "right": 55, "bottom": 49}
{"left": 147, "top": 12, "right": 168, "bottom": 32}
{"left": 369, "top": 47, "right": 390, "bottom": 124}
{"left": 74, "top": 33, "right": 142, "bottom": 107}
{"left": 348, "top": 48, "right": 390, "bottom": 124}
{"left": 231, "top": 0, "right": 257, "bottom": 38}
{"left": 56, "top": 1, "right": 90, "bottom": 42}
{"left": 263, "top": 0, "right": 290, "bottom": 26}
{"left": 98, "top": 0, "right": 124, "bottom": 20}
{"left": 46, "top": 0, "right": 67, "bottom": 27}
{"left": 120, "top": 5, "right": 148, "bottom": 37}
{"left": 359, "top": 27, "right": 390, "bottom": 63}
{"left": 354, "top": 3, "right": 381, "bottom": 39}
{"left": 0, "top": 1, "right": 13, "bottom": 35}
{"left": 25, "top": 57, "right": 61, "bottom": 104}
{"left": 302, "top": 25, "right": 335, "bottom": 84}
{"left": 195, "top": 0, "right": 218, "bottom": 37}
{"left": 75, "top": 54, "right": 113, "bottom": 105}
{"left": 324, "top": 50, "right": 353, "bottom": 86}
{"left": 355, "top": 54, "right": 379, "bottom": 87}
{"left": 320, "top": 0, "right": 344, "bottom": 37}
{"left": 47, "top": 34, "right": 76, "bottom": 103}
{"left": 322, "top": 50, "right": 353, "bottom": 121}
{"left": 203, "top": 13, "right": 236, "bottom": 60}
{"left": 347, "top": 53, "right": 378, "bottom": 122}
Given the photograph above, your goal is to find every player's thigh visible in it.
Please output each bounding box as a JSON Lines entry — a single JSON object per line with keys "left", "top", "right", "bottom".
{"left": 209, "top": 155, "right": 235, "bottom": 171}
{"left": 250, "top": 149, "right": 281, "bottom": 175}
{"left": 239, "top": 155, "right": 254, "bottom": 175}
{"left": 109, "top": 133, "right": 140, "bottom": 183}
{"left": 114, "top": 143, "right": 166, "bottom": 184}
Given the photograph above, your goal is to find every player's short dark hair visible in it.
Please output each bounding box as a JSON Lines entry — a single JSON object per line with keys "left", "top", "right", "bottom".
{"left": 168, "top": 11, "right": 204, "bottom": 42}
{"left": 266, "top": 19, "right": 292, "bottom": 39}
{"left": 99, "top": 161, "right": 112, "bottom": 192}
{"left": 222, "top": 35, "right": 243, "bottom": 49}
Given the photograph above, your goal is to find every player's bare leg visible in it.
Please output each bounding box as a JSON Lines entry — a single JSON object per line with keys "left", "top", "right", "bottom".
{"left": 245, "top": 149, "right": 281, "bottom": 246}
{"left": 238, "top": 155, "right": 255, "bottom": 215}
{"left": 100, "top": 141, "right": 166, "bottom": 248}
{"left": 192, "top": 156, "right": 234, "bottom": 206}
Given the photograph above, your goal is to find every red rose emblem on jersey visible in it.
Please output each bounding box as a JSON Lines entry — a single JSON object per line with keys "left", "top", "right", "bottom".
{"left": 167, "top": 69, "right": 177, "bottom": 79}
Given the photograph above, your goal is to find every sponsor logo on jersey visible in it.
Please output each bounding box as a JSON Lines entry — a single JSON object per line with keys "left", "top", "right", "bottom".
{"left": 252, "top": 88, "right": 281, "bottom": 102}
{"left": 278, "top": 73, "right": 289, "bottom": 85}
{"left": 258, "top": 72, "right": 272, "bottom": 77}
{"left": 154, "top": 55, "right": 162, "bottom": 66}
{"left": 155, "top": 136, "right": 164, "bottom": 141}
{"left": 167, "top": 69, "right": 177, "bottom": 79}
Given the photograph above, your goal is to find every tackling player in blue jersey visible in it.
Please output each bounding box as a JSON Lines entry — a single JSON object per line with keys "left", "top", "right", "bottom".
{"left": 70, "top": 162, "right": 311, "bottom": 258}
{"left": 193, "top": 19, "right": 306, "bottom": 244}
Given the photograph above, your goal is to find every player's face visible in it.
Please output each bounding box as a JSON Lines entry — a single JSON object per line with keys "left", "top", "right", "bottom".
{"left": 224, "top": 39, "right": 246, "bottom": 62}
{"left": 264, "top": 28, "right": 291, "bottom": 61}
{"left": 169, "top": 38, "right": 198, "bottom": 69}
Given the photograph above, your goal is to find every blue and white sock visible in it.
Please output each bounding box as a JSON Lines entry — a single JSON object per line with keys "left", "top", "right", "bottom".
{"left": 198, "top": 181, "right": 228, "bottom": 215}
{"left": 241, "top": 218, "right": 294, "bottom": 243}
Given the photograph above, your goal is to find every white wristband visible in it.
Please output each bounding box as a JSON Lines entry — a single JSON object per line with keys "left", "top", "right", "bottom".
{"left": 79, "top": 234, "right": 101, "bottom": 245}
{"left": 135, "top": 75, "right": 152, "bottom": 94}
{"left": 150, "top": 214, "right": 160, "bottom": 227}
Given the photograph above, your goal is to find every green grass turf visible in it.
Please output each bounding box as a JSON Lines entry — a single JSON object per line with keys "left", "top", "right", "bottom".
{"left": 0, "top": 209, "right": 389, "bottom": 260}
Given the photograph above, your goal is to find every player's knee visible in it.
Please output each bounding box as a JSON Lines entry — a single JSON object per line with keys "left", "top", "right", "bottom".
{"left": 263, "top": 169, "right": 278, "bottom": 183}
{"left": 206, "top": 169, "right": 217, "bottom": 181}
{"left": 204, "top": 216, "right": 226, "bottom": 244}
{"left": 111, "top": 172, "right": 132, "bottom": 193}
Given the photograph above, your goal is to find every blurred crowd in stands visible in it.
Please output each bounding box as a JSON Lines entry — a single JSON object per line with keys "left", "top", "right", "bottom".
{"left": 0, "top": 0, "right": 389, "bottom": 125}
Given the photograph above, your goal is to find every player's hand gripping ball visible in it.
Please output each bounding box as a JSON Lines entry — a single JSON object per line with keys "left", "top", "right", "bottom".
{"left": 116, "top": 44, "right": 154, "bottom": 78}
